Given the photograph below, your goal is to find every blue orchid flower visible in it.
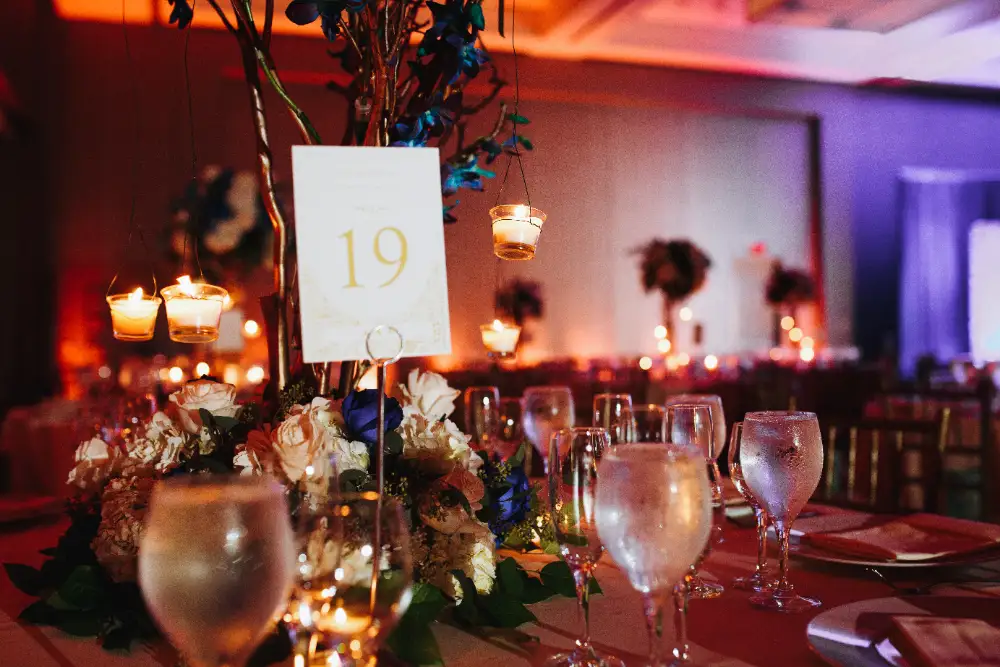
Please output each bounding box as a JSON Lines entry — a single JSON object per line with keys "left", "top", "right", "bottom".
{"left": 341, "top": 389, "right": 403, "bottom": 446}
{"left": 489, "top": 466, "right": 532, "bottom": 541}
{"left": 285, "top": 0, "right": 365, "bottom": 40}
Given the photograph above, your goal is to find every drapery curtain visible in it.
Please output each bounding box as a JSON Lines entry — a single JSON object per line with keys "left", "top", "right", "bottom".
{"left": 898, "top": 169, "right": 1000, "bottom": 375}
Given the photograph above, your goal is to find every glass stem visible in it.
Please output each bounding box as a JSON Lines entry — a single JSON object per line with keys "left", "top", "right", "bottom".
{"left": 755, "top": 508, "right": 768, "bottom": 575}
{"left": 643, "top": 591, "right": 665, "bottom": 665}
{"left": 776, "top": 521, "right": 792, "bottom": 596}
{"left": 673, "top": 579, "right": 690, "bottom": 664}
{"left": 573, "top": 565, "right": 593, "bottom": 652}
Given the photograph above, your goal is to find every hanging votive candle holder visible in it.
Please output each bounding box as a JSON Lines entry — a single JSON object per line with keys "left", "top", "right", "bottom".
{"left": 480, "top": 319, "right": 521, "bottom": 359}
{"left": 161, "top": 275, "right": 228, "bottom": 343}
{"left": 107, "top": 287, "right": 161, "bottom": 342}
{"left": 490, "top": 204, "right": 546, "bottom": 260}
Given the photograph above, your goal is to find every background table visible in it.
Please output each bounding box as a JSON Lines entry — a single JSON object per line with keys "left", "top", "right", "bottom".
{"left": 2, "top": 508, "right": 998, "bottom": 667}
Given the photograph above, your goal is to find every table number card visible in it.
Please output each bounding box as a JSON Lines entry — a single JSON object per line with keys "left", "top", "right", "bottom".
{"left": 292, "top": 146, "right": 451, "bottom": 362}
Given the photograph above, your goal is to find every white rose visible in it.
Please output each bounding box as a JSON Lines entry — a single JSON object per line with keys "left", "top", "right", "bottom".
{"left": 92, "top": 477, "right": 153, "bottom": 582}
{"left": 168, "top": 379, "right": 240, "bottom": 434}
{"left": 331, "top": 436, "right": 369, "bottom": 474}
{"left": 440, "top": 526, "right": 496, "bottom": 598}
{"left": 234, "top": 427, "right": 273, "bottom": 477}
{"left": 272, "top": 397, "right": 341, "bottom": 483}
{"left": 402, "top": 369, "right": 460, "bottom": 421}
{"left": 67, "top": 437, "right": 117, "bottom": 490}
{"left": 467, "top": 533, "right": 496, "bottom": 594}
{"left": 400, "top": 414, "right": 478, "bottom": 474}
{"left": 124, "top": 412, "right": 187, "bottom": 474}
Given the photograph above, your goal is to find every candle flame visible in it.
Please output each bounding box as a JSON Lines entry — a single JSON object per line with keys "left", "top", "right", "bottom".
{"left": 333, "top": 607, "right": 348, "bottom": 626}
{"left": 176, "top": 275, "right": 196, "bottom": 296}
{"left": 492, "top": 319, "right": 504, "bottom": 331}
{"left": 128, "top": 287, "right": 144, "bottom": 301}
{"left": 514, "top": 204, "right": 530, "bottom": 219}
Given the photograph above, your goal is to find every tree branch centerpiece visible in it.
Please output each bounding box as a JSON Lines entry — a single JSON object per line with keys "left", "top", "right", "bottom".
{"left": 634, "top": 239, "right": 711, "bottom": 352}
{"left": 765, "top": 261, "right": 816, "bottom": 346}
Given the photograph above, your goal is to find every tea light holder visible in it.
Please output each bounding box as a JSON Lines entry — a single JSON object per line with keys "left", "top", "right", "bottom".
{"left": 480, "top": 319, "right": 521, "bottom": 359}
{"left": 161, "top": 275, "right": 228, "bottom": 344}
{"left": 106, "top": 287, "right": 161, "bottom": 342}
{"left": 490, "top": 204, "right": 546, "bottom": 260}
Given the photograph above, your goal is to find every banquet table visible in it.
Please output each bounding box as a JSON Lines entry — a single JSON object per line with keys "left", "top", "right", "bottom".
{"left": 2, "top": 506, "right": 999, "bottom": 667}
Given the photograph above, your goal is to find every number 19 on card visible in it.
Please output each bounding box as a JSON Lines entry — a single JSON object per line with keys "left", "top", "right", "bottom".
{"left": 339, "top": 227, "right": 408, "bottom": 288}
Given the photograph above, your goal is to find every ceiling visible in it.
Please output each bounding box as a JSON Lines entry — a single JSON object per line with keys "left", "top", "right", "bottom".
{"left": 54, "top": 0, "right": 1000, "bottom": 89}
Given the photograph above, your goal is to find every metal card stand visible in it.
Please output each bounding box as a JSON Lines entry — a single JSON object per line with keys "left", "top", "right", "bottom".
{"left": 364, "top": 325, "right": 403, "bottom": 624}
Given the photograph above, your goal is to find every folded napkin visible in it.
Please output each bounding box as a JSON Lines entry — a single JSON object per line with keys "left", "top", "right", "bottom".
{"left": 805, "top": 513, "right": 1000, "bottom": 562}
{"left": 890, "top": 616, "right": 1000, "bottom": 667}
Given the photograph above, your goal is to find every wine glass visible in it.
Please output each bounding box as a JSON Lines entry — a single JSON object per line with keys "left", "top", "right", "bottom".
{"left": 595, "top": 444, "right": 712, "bottom": 667}
{"left": 741, "top": 411, "right": 824, "bottom": 612}
{"left": 464, "top": 386, "right": 501, "bottom": 448}
{"left": 291, "top": 492, "right": 413, "bottom": 665}
{"left": 727, "top": 423, "right": 773, "bottom": 592}
{"left": 497, "top": 397, "right": 525, "bottom": 460}
{"left": 547, "top": 428, "right": 625, "bottom": 667}
{"left": 139, "top": 476, "right": 296, "bottom": 667}
{"left": 665, "top": 404, "right": 725, "bottom": 600}
{"left": 665, "top": 394, "right": 725, "bottom": 473}
{"left": 631, "top": 405, "right": 667, "bottom": 443}
{"left": 593, "top": 393, "right": 633, "bottom": 445}
{"left": 523, "top": 386, "right": 575, "bottom": 475}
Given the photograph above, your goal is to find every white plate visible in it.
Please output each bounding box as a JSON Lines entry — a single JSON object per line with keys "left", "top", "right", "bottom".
{"left": 807, "top": 595, "right": 1000, "bottom": 667}
{"left": 788, "top": 539, "right": 1000, "bottom": 570}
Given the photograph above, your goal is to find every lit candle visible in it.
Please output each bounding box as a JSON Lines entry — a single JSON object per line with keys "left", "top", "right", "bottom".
{"left": 161, "top": 275, "right": 228, "bottom": 343}
{"left": 106, "top": 287, "right": 161, "bottom": 342}
{"left": 480, "top": 319, "right": 521, "bottom": 358}
{"left": 315, "top": 606, "right": 372, "bottom": 637}
{"left": 490, "top": 204, "right": 546, "bottom": 260}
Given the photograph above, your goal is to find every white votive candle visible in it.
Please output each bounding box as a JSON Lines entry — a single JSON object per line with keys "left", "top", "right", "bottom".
{"left": 490, "top": 204, "right": 546, "bottom": 260}
{"left": 161, "top": 275, "right": 228, "bottom": 344}
{"left": 480, "top": 320, "right": 521, "bottom": 358}
{"left": 107, "top": 288, "right": 161, "bottom": 341}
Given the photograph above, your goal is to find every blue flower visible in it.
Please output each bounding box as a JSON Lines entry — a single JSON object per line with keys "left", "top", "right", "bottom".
{"left": 285, "top": 0, "right": 365, "bottom": 40}
{"left": 341, "top": 389, "right": 403, "bottom": 446}
{"left": 167, "top": 0, "right": 194, "bottom": 28}
{"left": 490, "top": 466, "right": 532, "bottom": 538}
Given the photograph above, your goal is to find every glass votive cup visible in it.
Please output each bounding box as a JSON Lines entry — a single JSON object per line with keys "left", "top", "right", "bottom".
{"left": 490, "top": 204, "right": 546, "bottom": 261}
{"left": 480, "top": 320, "right": 521, "bottom": 359}
{"left": 161, "top": 282, "right": 228, "bottom": 343}
{"left": 107, "top": 291, "right": 161, "bottom": 342}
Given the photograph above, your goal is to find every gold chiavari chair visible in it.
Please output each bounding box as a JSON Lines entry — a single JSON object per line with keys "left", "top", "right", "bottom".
{"left": 818, "top": 409, "right": 951, "bottom": 514}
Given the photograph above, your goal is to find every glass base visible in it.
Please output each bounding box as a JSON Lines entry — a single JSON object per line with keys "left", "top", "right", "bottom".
{"left": 544, "top": 650, "right": 625, "bottom": 667}
{"left": 168, "top": 326, "right": 220, "bottom": 343}
{"left": 113, "top": 331, "right": 155, "bottom": 342}
{"left": 494, "top": 241, "right": 537, "bottom": 260}
{"left": 688, "top": 575, "right": 723, "bottom": 600}
{"left": 731, "top": 571, "right": 773, "bottom": 593}
{"left": 749, "top": 591, "right": 821, "bottom": 613}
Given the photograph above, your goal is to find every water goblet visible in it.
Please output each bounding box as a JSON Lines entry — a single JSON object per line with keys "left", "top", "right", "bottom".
{"left": 464, "top": 386, "right": 501, "bottom": 448}
{"left": 742, "top": 411, "right": 824, "bottom": 612}
{"left": 665, "top": 404, "right": 725, "bottom": 600}
{"left": 291, "top": 492, "right": 413, "bottom": 665}
{"left": 547, "top": 428, "right": 625, "bottom": 667}
{"left": 523, "top": 386, "right": 575, "bottom": 475}
{"left": 496, "top": 397, "right": 526, "bottom": 460}
{"left": 665, "top": 395, "right": 725, "bottom": 463}
{"left": 139, "top": 475, "right": 296, "bottom": 667}
{"left": 727, "top": 423, "right": 773, "bottom": 592}
{"left": 631, "top": 405, "right": 667, "bottom": 443}
{"left": 593, "top": 393, "right": 633, "bottom": 445}
{"left": 595, "top": 444, "right": 712, "bottom": 666}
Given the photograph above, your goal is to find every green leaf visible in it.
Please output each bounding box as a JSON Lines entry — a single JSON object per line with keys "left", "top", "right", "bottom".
{"left": 39, "top": 547, "right": 58, "bottom": 557}
{"left": 539, "top": 561, "right": 576, "bottom": 597}
{"left": 212, "top": 416, "right": 241, "bottom": 432}
{"left": 508, "top": 442, "right": 527, "bottom": 469}
{"left": 589, "top": 576, "right": 602, "bottom": 595}
{"left": 518, "top": 136, "right": 535, "bottom": 150}
{"left": 339, "top": 469, "right": 369, "bottom": 492}
{"left": 506, "top": 113, "right": 530, "bottom": 125}
{"left": 521, "top": 576, "right": 554, "bottom": 604}
{"left": 58, "top": 566, "right": 103, "bottom": 610}
{"left": 4, "top": 563, "right": 44, "bottom": 596}
{"left": 451, "top": 570, "right": 483, "bottom": 626}
{"left": 198, "top": 408, "right": 216, "bottom": 428}
{"left": 407, "top": 583, "right": 449, "bottom": 623}
{"left": 542, "top": 540, "right": 561, "bottom": 555}
{"left": 496, "top": 558, "right": 525, "bottom": 599}
{"left": 19, "top": 600, "right": 58, "bottom": 625}
{"left": 468, "top": 3, "right": 486, "bottom": 30}
{"left": 479, "top": 592, "right": 536, "bottom": 628}
{"left": 384, "top": 430, "right": 404, "bottom": 456}
{"left": 388, "top": 618, "right": 443, "bottom": 666}
{"left": 56, "top": 612, "right": 102, "bottom": 637}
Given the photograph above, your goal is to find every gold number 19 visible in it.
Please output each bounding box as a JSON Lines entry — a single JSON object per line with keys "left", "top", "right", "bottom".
{"left": 339, "top": 227, "right": 408, "bottom": 288}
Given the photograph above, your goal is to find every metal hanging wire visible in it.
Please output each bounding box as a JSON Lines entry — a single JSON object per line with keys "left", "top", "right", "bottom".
{"left": 107, "top": 0, "right": 158, "bottom": 298}
{"left": 181, "top": 0, "right": 205, "bottom": 281}
{"left": 493, "top": 0, "right": 531, "bottom": 208}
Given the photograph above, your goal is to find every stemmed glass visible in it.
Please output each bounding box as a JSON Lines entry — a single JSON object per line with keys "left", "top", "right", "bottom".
{"left": 291, "top": 492, "right": 413, "bottom": 665}
{"left": 523, "top": 386, "right": 575, "bottom": 475}
{"left": 496, "top": 397, "right": 525, "bottom": 460}
{"left": 741, "top": 411, "right": 824, "bottom": 612}
{"left": 548, "top": 428, "right": 624, "bottom": 667}
{"left": 631, "top": 405, "right": 667, "bottom": 443}
{"left": 593, "top": 393, "right": 633, "bottom": 445}
{"left": 665, "top": 404, "right": 725, "bottom": 600}
{"left": 139, "top": 476, "right": 296, "bottom": 667}
{"left": 595, "top": 444, "right": 712, "bottom": 667}
{"left": 727, "top": 423, "right": 772, "bottom": 592}
{"left": 665, "top": 394, "right": 726, "bottom": 491}
{"left": 464, "top": 386, "right": 501, "bottom": 448}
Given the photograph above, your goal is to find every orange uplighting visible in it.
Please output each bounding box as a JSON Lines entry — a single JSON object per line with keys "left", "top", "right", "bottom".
{"left": 800, "top": 347, "right": 816, "bottom": 362}
{"left": 639, "top": 356, "right": 653, "bottom": 371}
{"left": 54, "top": 0, "right": 154, "bottom": 23}
{"left": 243, "top": 319, "right": 261, "bottom": 337}
{"left": 168, "top": 366, "right": 184, "bottom": 383}
{"left": 780, "top": 316, "right": 795, "bottom": 331}
{"left": 789, "top": 327, "right": 804, "bottom": 343}
{"left": 704, "top": 355, "right": 719, "bottom": 371}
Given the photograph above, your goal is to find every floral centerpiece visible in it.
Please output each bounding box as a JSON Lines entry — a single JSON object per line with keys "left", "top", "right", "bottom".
{"left": 765, "top": 261, "right": 816, "bottom": 345}
{"left": 634, "top": 238, "right": 712, "bottom": 341}
{"left": 495, "top": 279, "right": 543, "bottom": 347}
{"left": 5, "top": 372, "right": 580, "bottom": 666}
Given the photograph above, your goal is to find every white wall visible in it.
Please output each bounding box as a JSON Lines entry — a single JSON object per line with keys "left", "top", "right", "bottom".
{"left": 442, "top": 101, "right": 812, "bottom": 363}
